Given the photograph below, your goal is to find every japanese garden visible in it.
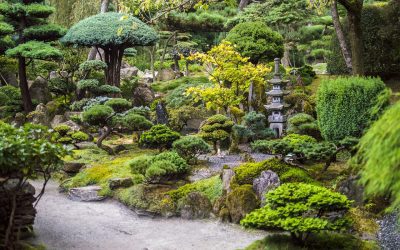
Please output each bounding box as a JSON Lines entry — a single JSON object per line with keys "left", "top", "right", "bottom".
{"left": 0, "top": 0, "right": 399, "bottom": 249}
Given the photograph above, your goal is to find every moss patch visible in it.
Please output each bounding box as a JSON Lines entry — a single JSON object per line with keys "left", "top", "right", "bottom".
{"left": 167, "top": 175, "right": 223, "bottom": 204}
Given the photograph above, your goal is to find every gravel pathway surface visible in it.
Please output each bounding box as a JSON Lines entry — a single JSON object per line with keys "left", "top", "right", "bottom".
{"left": 31, "top": 181, "right": 265, "bottom": 250}
{"left": 377, "top": 212, "right": 400, "bottom": 250}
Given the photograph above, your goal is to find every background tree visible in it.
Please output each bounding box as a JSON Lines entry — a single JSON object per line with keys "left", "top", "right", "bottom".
{"left": 0, "top": 1, "right": 66, "bottom": 112}
{"left": 225, "top": 22, "right": 284, "bottom": 64}
{"left": 199, "top": 114, "right": 234, "bottom": 155}
{"left": 61, "top": 12, "right": 158, "bottom": 87}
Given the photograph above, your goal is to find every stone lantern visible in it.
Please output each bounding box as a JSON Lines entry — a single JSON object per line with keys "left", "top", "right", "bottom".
{"left": 265, "top": 58, "right": 289, "bottom": 137}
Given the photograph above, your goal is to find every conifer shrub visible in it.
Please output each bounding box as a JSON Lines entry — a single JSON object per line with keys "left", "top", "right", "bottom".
{"left": 199, "top": 114, "right": 234, "bottom": 153}
{"left": 139, "top": 124, "right": 180, "bottom": 151}
{"left": 104, "top": 98, "right": 132, "bottom": 113}
{"left": 316, "top": 77, "right": 390, "bottom": 141}
{"left": 241, "top": 183, "right": 352, "bottom": 244}
{"left": 172, "top": 136, "right": 211, "bottom": 164}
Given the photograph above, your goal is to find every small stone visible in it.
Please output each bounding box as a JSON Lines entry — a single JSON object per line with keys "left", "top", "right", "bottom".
{"left": 109, "top": 178, "right": 133, "bottom": 190}
{"left": 253, "top": 170, "right": 280, "bottom": 204}
{"left": 68, "top": 186, "right": 105, "bottom": 202}
{"left": 63, "top": 162, "right": 85, "bottom": 174}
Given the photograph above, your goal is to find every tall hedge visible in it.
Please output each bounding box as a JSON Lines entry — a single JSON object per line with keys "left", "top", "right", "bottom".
{"left": 316, "top": 77, "right": 389, "bottom": 141}
{"left": 327, "top": 1, "right": 400, "bottom": 76}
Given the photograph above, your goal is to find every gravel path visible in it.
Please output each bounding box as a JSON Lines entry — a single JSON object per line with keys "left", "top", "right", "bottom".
{"left": 31, "top": 181, "right": 265, "bottom": 250}
{"left": 377, "top": 212, "right": 400, "bottom": 250}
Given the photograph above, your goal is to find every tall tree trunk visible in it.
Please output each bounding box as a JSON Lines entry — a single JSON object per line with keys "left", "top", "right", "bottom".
{"left": 282, "top": 43, "right": 292, "bottom": 68}
{"left": 18, "top": 57, "right": 33, "bottom": 112}
{"left": 248, "top": 81, "right": 254, "bottom": 112}
{"left": 88, "top": 0, "right": 110, "bottom": 60}
{"left": 104, "top": 46, "right": 124, "bottom": 87}
{"left": 331, "top": 0, "right": 352, "bottom": 73}
{"left": 347, "top": 10, "right": 364, "bottom": 75}
{"left": 238, "top": 0, "right": 250, "bottom": 10}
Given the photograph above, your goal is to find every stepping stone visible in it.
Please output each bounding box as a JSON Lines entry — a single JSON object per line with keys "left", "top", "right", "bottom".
{"left": 68, "top": 186, "right": 105, "bottom": 202}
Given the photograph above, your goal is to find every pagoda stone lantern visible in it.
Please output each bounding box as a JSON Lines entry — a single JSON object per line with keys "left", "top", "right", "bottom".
{"left": 265, "top": 58, "right": 289, "bottom": 137}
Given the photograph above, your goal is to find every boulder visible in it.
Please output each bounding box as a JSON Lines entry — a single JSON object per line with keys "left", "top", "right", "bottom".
{"left": 62, "top": 120, "right": 81, "bottom": 131}
{"left": 109, "top": 178, "right": 133, "bottom": 190}
{"left": 337, "top": 175, "right": 364, "bottom": 206}
{"left": 155, "top": 102, "right": 168, "bottom": 124}
{"left": 226, "top": 185, "right": 259, "bottom": 224}
{"left": 29, "top": 77, "right": 51, "bottom": 103}
{"left": 63, "top": 162, "right": 85, "bottom": 174}
{"left": 28, "top": 103, "right": 51, "bottom": 126}
{"left": 222, "top": 169, "right": 235, "bottom": 193}
{"left": 132, "top": 84, "right": 155, "bottom": 106}
{"left": 120, "top": 66, "right": 139, "bottom": 80}
{"left": 51, "top": 115, "right": 66, "bottom": 128}
{"left": 158, "top": 69, "right": 176, "bottom": 81}
{"left": 179, "top": 192, "right": 212, "bottom": 220}
{"left": 68, "top": 186, "right": 105, "bottom": 202}
{"left": 253, "top": 170, "right": 280, "bottom": 204}
{"left": 11, "top": 112, "right": 26, "bottom": 127}
{"left": 49, "top": 71, "right": 69, "bottom": 79}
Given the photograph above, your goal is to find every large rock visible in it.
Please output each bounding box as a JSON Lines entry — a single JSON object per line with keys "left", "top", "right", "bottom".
{"left": 226, "top": 185, "right": 259, "bottom": 224}
{"left": 253, "top": 170, "right": 280, "bottom": 204}
{"left": 109, "top": 178, "right": 133, "bottom": 190}
{"left": 68, "top": 186, "right": 106, "bottom": 202}
{"left": 222, "top": 168, "right": 235, "bottom": 193}
{"left": 28, "top": 103, "right": 51, "bottom": 126}
{"left": 337, "top": 175, "right": 364, "bottom": 206}
{"left": 61, "top": 120, "right": 81, "bottom": 131}
{"left": 120, "top": 66, "right": 139, "bottom": 80}
{"left": 29, "top": 77, "right": 51, "bottom": 103}
{"left": 132, "top": 84, "right": 155, "bottom": 106}
{"left": 158, "top": 69, "right": 176, "bottom": 81}
{"left": 63, "top": 162, "right": 85, "bottom": 174}
{"left": 51, "top": 115, "right": 66, "bottom": 128}
{"left": 179, "top": 192, "right": 212, "bottom": 220}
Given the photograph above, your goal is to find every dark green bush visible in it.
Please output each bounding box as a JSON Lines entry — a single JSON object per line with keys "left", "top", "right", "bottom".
{"left": 105, "top": 98, "right": 131, "bottom": 113}
{"left": 172, "top": 136, "right": 211, "bottom": 164}
{"left": 130, "top": 155, "right": 154, "bottom": 175}
{"left": 82, "top": 104, "right": 114, "bottom": 126}
{"left": 95, "top": 85, "right": 121, "bottom": 95}
{"left": 287, "top": 113, "right": 321, "bottom": 139}
{"left": 139, "top": 124, "right": 180, "bottom": 150}
{"left": 199, "top": 114, "right": 234, "bottom": 152}
{"left": 316, "top": 77, "right": 390, "bottom": 141}
{"left": 225, "top": 21, "right": 283, "bottom": 63}
{"left": 79, "top": 60, "right": 107, "bottom": 71}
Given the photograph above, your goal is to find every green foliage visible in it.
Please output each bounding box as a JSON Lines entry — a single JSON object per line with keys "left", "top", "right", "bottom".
{"left": 167, "top": 105, "right": 206, "bottom": 132}
{"left": 139, "top": 124, "right": 180, "bottom": 150}
{"left": 71, "top": 131, "right": 89, "bottom": 142}
{"left": 152, "top": 76, "right": 209, "bottom": 94}
{"left": 54, "top": 124, "right": 71, "bottom": 136}
{"left": 61, "top": 12, "right": 158, "bottom": 47}
{"left": 172, "top": 136, "right": 211, "bottom": 164}
{"left": 82, "top": 104, "right": 114, "bottom": 126}
{"left": 280, "top": 168, "right": 315, "bottom": 184}
{"left": 357, "top": 102, "right": 400, "bottom": 210}
{"left": 0, "top": 85, "right": 22, "bottom": 118}
{"left": 79, "top": 60, "right": 107, "bottom": 71}
{"left": 327, "top": 2, "right": 400, "bottom": 75}
{"left": 199, "top": 114, "right": 234, "bottom": 144}
{"left": 6, "top": 40, "right": 62, "bottom": 60}
{"left": 0, "top": 122, "right": 67, "bottom": 177}
{"left": 226, "top": 21, "right": 283, "bottom": 63}
{"left": 130, "top": 151, "right": 189, "bottom": 183}
{"left": 316, "top": 77, "right": 390, "bottom": 141}
{"left": 234, "top": 111, "right": 276, "bottom": 142}
{"left": 77, "top": 79, "right": 100, "bottom": 91}
{"left": 167, "top": 175, "right": 223, "bottom": 203}
{"left": 48, "top": 77, "right": 76, "bottom": 97}
{"left": 287, "top": 113, "right": 321, "bottom": 138}
{"left": 23, "top": 24, "right": 66, "bottom": 41}
{"left": 122, "top": 113, "right": 153, "bottom": 131}
{"left": 241, "top": 183, "right": 352, "bottom": 243}
{"left": 95, "top": 85, "right": 121, "bottom": 95}
{"left": 104, "top": 98, "right": 131, "bottom": 113}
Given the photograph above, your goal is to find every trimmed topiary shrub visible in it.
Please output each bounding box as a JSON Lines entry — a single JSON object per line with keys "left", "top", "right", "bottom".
{"left": 241, "top": 183, "right": 352, "bottom": 244}
{"left": 104, "top": 98, "right": 131, "bottom": 113}
{"left": 139, "top": 124, "right": 180, "bottom": 151}
{"left": 71, "top": 131, "right": 89, "bottom": 142}
{"left": 225, "top": 21, "right": 284, "bottom": 63}
{"left": 287, "top": 113, "right": 321, "bottom": 139}
{"left": 172, "top": 136, "right": 211, "bottom": 164}
{"left": 316, "top": 77, "right": 390, "bottom": 141}
{"left": 199, "top": 114, "right": 234, "bottom": 154}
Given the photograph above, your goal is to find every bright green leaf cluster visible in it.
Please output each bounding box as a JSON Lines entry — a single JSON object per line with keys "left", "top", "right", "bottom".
{"left": 139, "top": 124, "right": 180, "bottom": 150}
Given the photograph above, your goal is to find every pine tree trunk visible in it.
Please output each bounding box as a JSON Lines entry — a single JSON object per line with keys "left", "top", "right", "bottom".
{"left": 88, "top": 0, "right": 110, "bottom": 60}
{"left": 347, "top": 11, "right": 364, "bottom": 75}
{"left": 18, "top": 57, "right": 33, "bottom": 112}
{"left": 104, "top": 46, "right": 124, "bottom": 87}
{"left": 331, "top": 0, "right": 352, "bottom": 73}
{"left": 238, "top": 0, "right": 250, "bottom": 10}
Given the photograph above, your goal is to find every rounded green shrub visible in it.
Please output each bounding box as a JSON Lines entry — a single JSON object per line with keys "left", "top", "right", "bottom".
{"left": 226, "top": 21, "right": 284, "bottom": 63}
{"left": 280, "top": 168, "right": 315, "bottom": 184}
{"left": 123, "top": 113, "right": 153, "bottom": 131}
{"left": 71, "top": 131, "right": 89, "bottom": 142}
{"left": 95, "top": 85, "right": 121, "bottom": 95}
{"left": 105, "top": 98, "right": 131, "bottom": 113}
{"left": 77, "top": 79, "right": 100, "bottom": 91}
{"left": 79, "top": 60, "right": 107, "bottom": 71}
{"left": 139, "top": 124, "right": 180, "bottom": 150}
{"left": 172, "top": 136, "right": 211, "bottom": 164}
{"left": 53, "top": 124, "right": 71, "bottom": 136}
{"left": 151, "top": 151, "right": 188, "bottom": 174}
{"left": 130, "top": 155, "right": 154, "bottom": 175}
{"left": 82, "top": 104, "right": 114, "bottom": 126}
